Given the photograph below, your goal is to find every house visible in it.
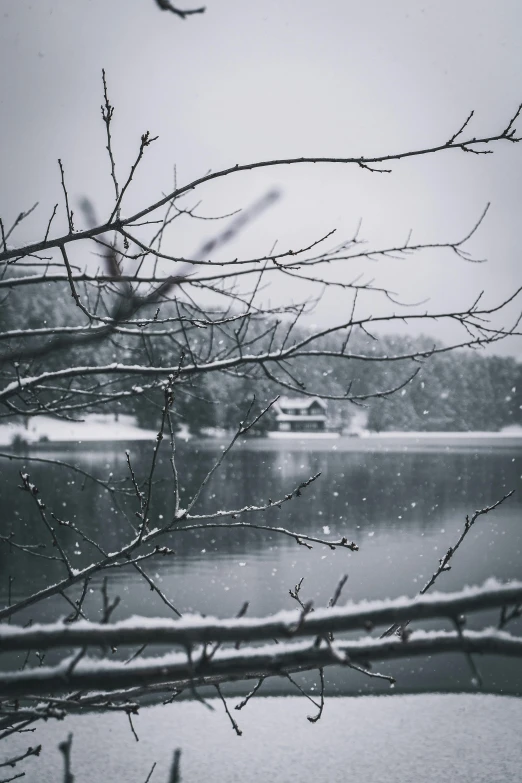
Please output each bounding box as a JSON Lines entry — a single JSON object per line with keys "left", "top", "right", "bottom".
{"left": 268, "top": 396, "right": 337, "bottom": 437}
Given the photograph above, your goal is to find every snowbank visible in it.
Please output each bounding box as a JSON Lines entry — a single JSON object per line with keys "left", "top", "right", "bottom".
{"left": 0, "top": 414, "right": 159, "bottom": 446}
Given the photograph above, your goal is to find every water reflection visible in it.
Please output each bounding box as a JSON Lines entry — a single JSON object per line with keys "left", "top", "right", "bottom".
{"left": 1, "top": 440, "right": 521, "bottom": 694}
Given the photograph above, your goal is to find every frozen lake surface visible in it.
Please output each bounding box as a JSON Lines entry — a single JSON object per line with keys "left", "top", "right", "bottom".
{"left": 8, "top": 694, "right": 522, "bottom": 782}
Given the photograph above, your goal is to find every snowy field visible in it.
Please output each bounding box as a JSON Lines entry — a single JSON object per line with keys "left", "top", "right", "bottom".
{"left": 7, "top": 694, "right": 522, "bottom": 782}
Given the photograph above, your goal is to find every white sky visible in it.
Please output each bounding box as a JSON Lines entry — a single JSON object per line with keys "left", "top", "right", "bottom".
{"left": 1, "top": 0, "right": 522, "bottom": 355}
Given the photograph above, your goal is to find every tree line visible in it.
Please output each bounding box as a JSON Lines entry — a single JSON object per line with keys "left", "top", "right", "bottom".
{"left": 1, "top": 275, "right": 520, "bottom": 435}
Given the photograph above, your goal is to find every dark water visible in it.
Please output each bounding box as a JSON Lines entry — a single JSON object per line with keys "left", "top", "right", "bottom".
{"left": 1, "top": 438, "right": 521, "bottom": 695}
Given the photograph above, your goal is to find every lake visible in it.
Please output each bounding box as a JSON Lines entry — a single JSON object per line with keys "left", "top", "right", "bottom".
{"left": 1, "top": 435, "right": 521, "bottom": 696}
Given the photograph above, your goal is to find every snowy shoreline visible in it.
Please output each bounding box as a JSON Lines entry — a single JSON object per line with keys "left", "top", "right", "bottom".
{"left": 0, "top": 414, "right": 160, "bottom": 447}
{"left": 1, "top": 414, "right": 522, "bottom": 450}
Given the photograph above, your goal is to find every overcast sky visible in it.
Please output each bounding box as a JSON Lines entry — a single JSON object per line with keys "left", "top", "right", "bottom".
{"left": 1, "top": 0, "right": 522, "bottom": 355}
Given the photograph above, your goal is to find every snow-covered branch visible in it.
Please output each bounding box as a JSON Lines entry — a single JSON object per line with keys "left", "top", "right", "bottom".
{"left": 1, "top": 627, "right": 521, "bottom": 701}
{"left": 1, "top": 580, "right": 519, "bottom": 653}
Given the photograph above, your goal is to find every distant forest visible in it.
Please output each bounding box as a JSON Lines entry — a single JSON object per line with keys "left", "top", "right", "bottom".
{"left": 2, "top": 277, "right": 521, "bottom": 434}
{"left": 159, "top": 337, "right": 521, "bottom": 435}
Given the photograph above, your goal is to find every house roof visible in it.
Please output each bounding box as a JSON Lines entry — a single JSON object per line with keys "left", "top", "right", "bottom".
{"left": 277, "top": 396, "right": 327, "bottom": 411}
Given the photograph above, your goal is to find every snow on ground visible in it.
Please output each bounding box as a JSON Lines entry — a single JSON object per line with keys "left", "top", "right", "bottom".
{"left": 0, "top": 414, "right": 160, "bottom": 446}
{"left": 360, "top": 425, "right": 522, "bottom": 438}
{"left": 6, "top": 694, "right": 522, "bottom": 783}
{"left": 0, "top": 415, "right": 521, "bottom": 448}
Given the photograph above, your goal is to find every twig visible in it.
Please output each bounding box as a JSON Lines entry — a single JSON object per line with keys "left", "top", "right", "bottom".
{"left": 234, "top": 677, "right": 265, "bottom": 711}
{"left": 0, "top": 746, "right": 41, "bottom": 769}
{"left": 19, "top": 473, "right": 73, "bottom": 577}
{"left": 168, "top": 750, "right": 182, "bottom": 783}
{"left": 215, "top": 685, "right": 242, "bottom": 736}
{"left": 127, "top": 712, "right": 139, "bottom": 742}
{"left": 154, "top": 0, "right": 205, "bottom": 19}
{"left": 382, "top": 491, "right": 515, "bottom": 637}
{"left": 58, "top": 160, "right": 74, "bottom": 234}
{"left": 307, "top": 668, "right": 325, "bottom": 723}
{"left": 58, "top": 733, "right": 74, "bottom": 783}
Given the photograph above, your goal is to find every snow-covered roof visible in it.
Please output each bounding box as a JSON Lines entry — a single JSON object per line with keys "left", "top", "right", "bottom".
{"left": 277, "top": 396, "right": 327, "bottom": 411}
